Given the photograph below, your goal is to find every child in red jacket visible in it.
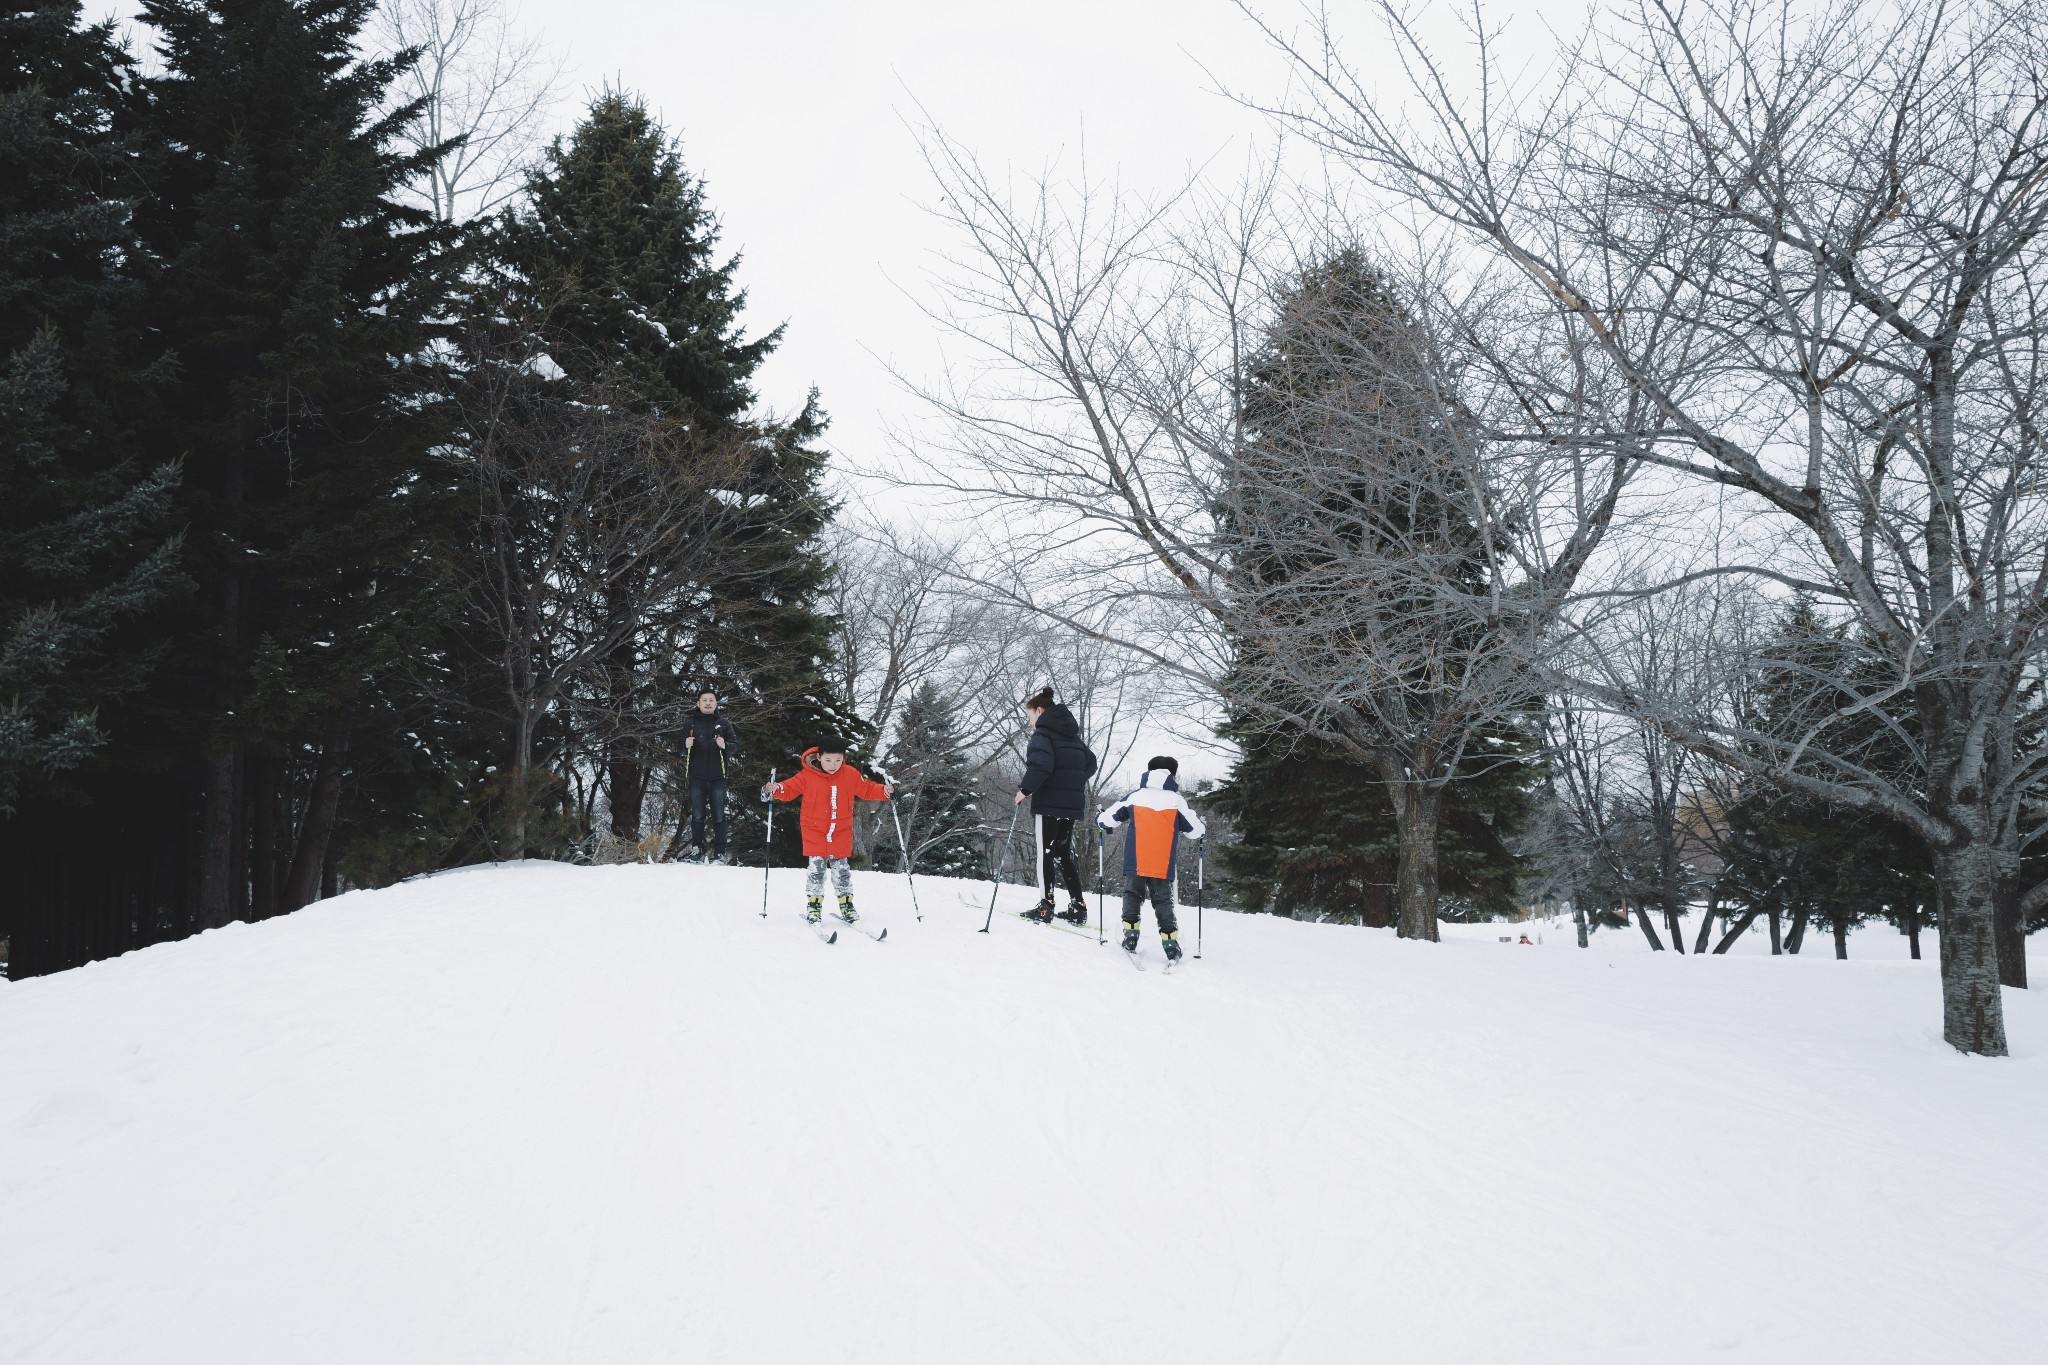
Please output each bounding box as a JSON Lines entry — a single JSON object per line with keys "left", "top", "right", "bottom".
{"left": 762, "top": 735, "right": 894, "bottom": 924}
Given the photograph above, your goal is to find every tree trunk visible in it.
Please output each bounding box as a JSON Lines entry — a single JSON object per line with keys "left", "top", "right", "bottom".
{"left": 1712, "top": 907, "right": 1761, "bottom": 954}
{"left": 1692, "top": 893, "right": 1719, "bottom": 954}
{"left": 1932, "top": 840, "right": 2009, "bottom": 1055}
{"left": 1993, "top": 875, "right": 2027, "bottom": 989}
{"left": 1785, "top": 906, "right": 1809, "bottom": 954}
{"left": 608, "top": 751, "right": 646, "bottom": 844}
{"left": 508, "top": 707, "right": 536, "bottom": 859}
{"left": 1390, "top": 780, "right": 1442, "bottom": 941}
{"left": 197, "top": 742, "right": 240, "bottom": 930}
{"left": 1832, "top": 911, "right": 1849, "bottom": 959}
{"left": 1767, "top": 907, "right": 1782, "bottom": 955}
{"left": 1658, "top": 809, "right": 1685, "bottom": 952}
{"left": 1905, "top": 902, "right": 1922, "bottom": 960}
{"left": 1574, "top": 903, "right": 1589, "bottom": 948}
{"left": 603, "top": 584, "right": 642, "bottom": 843}
{"left": 1631, "top": 903, "right": 1666, "bottom": 951}
{"left": 281, "top": 738, "right": 348, "bottom": 912}
{"left": 249, "top": 752, "right": 279, "bottom": 921}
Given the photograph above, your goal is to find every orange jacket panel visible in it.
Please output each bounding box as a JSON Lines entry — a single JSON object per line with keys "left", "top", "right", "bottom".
{"left": 770, "top": 754, "right": 888, "bottom": 859}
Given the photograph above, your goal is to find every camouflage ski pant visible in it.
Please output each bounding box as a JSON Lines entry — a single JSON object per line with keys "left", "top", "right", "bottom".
{"left": 805, "top": 856, "right": 853, "bottom": 898}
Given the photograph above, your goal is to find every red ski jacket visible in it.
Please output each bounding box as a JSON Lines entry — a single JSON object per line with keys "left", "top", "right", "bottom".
{"left": 768, "top": 750, "right": 890, "bottom": 858}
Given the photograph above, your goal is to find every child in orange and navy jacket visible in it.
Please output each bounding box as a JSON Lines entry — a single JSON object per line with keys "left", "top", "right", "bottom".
{"left": 1097, "top": 755, "right": 1205, "bottom": 960}
{"left": 761, "top": 735, "right": 894, "bottom": 924}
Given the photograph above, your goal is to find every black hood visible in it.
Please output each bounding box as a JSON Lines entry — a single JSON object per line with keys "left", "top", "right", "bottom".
{"left": 1036, "top": 703, "right": 1080, "bottom": 739}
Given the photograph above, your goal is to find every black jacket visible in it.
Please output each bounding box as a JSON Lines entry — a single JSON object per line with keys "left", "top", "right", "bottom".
{"left": 1017, "top": 703, "right": 1096, "bottom": 819}
{"left": 681, "top": 711, "right": 738, "bottom": 782}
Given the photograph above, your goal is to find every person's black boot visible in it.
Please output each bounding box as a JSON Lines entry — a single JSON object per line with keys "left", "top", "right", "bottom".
{"left": 1023, "top": 898, "right": 1055, "bottom": 924}
{"left": 1121, "top": 922, "right": 1140, "bottom": 952}
{"left": 1162, "top": 931, "right": 1183, "bottom": 962}
{"left": 1056, "top": 899, "right": 1089, "bottom": 925}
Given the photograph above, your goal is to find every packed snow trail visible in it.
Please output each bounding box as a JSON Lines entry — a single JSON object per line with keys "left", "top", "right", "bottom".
{"left": 2, "top": 862, "right": 2044, "bottom": 1364}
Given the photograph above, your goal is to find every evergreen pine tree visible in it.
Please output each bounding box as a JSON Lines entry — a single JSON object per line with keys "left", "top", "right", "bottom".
{"left": 490, "top": 90, "right": 776, "bottom": 419}
{"left": 1713, "top": 604, "right": 1937, "bottom": 957}
{"left": 484, "top": 91, "right": 855, "bottom": 852}
{"left": 1214, "top": 251, "right": 1539, "bottom": 925}
{"left": 875, "top": 681, "right": 980, "bottom": 877}
{"left": 0, "top": 1, "right": 183, "bottom": 816}
{"left": 128, "top": 0, "right": 453, "bottom": 929}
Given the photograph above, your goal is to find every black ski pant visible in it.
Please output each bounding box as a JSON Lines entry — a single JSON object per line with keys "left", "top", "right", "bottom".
{"left": 689, "top": 777, "right": 729, "bottom": 856}
{"left": 1038, "top": 816, "right": 1088, "bottom": 904}
{"left": 1121, "top": 874, "right": 1179, "bottom": 934}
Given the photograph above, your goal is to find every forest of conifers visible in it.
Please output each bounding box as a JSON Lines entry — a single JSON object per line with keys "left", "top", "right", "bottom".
{"left": 2, "top": 0, "right": 855, "bottom": 976}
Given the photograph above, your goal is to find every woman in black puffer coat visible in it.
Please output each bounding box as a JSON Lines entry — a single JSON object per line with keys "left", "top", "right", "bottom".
{"left": 1014, "top": 686, "right": 1097, "bottom": 923}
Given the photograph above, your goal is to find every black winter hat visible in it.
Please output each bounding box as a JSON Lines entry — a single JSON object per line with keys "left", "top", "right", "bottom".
{"left": 1146, "top": 755, "right": 1179, "bottom": 776}
{"left": 816, "top": 734, "right": 849, "bottom": 756}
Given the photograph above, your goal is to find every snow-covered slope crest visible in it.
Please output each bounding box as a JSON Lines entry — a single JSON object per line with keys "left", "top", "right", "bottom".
{"left": 2, "top": 862, "right": 2043, "bottom": 1364}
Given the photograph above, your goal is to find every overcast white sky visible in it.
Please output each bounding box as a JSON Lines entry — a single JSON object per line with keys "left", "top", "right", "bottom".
{"left": 99, "top": 0, "right": 1578, "bottom": 483}
{"left": 504, "top": 0, "right": 1296, "bottom": 475}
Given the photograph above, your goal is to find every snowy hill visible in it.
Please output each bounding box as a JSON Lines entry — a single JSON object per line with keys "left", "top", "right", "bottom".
{"left": 3, "top": 863, "right": 2043, "bottom": 1364}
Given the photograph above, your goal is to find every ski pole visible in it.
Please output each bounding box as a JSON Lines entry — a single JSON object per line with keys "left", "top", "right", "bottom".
{"left": 876, "top": 765, "right": 923, "bottom": 922}
{"left": 1195, "top": 840, "right": 1204, "bottom": 959}
{"left": 759, "top": 768, "right": 776, "bottom": 919}
{"left": 979, "top": 803, "right": 1023, "bottom": 934}
{"left": 1095, "top": 825, "right": 1107, "bottom": 945}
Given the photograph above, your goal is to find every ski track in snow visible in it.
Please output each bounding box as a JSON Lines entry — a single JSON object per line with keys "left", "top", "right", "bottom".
{"left": 1, "top": 862, "right": 2044, "bottom": 1364}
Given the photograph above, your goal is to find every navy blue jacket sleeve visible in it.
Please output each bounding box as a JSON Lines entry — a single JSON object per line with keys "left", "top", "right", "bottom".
{"left": 1017, "top": 728, "right": 1054, "bottom": 795}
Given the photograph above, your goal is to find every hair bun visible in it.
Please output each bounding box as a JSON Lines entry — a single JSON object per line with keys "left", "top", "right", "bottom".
{"left": 1023, "top": 686, "right": 1056, "bottom": 711}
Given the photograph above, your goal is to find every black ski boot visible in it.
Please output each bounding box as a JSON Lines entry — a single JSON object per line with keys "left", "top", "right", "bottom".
{"left": 1056, "top": 899, "right": 1089, "bottom": 925}
{"left": 1023, "top": 898, "right": 1055, "bottom": 924}
{"left": 1121, "top": 922, "right": 1140, "bottom": 952}
{"left": 837, "top": 894, "right": 859, "bottom": 924}
{"left": 805, "top": 896, "right": 824, "bottom": 924}
{"left": 1161, "top": 931, "right": 1183, "bottom": 963}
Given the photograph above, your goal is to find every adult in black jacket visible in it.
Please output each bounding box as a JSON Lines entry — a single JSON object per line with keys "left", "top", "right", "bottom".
{"left": 681, "top": 690, "right": 739, "bottom": 861}
{"left": 1014, "top": 686, "right": 1096, "bottom": 923}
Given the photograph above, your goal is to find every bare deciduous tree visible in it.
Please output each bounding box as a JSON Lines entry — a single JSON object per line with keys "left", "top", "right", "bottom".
{"left": 901, "top": 138, "right": 1623, "bottom": 939}
{"left": 828, "top": 522, "right": 1004, "bottom": 741}
{"left": 439, "top": 333, "right": 755, "bottom": 856}
{"left": 376, "top": 0, "right": 563, "bottom": 222}
{"left": 1238, "top": 0, "right": 2047, "bottom": 1053}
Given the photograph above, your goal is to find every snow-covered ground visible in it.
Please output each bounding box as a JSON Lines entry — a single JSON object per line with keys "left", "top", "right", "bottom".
{"left": 2, "top": 862, "right": 2043, "bottom": 1364}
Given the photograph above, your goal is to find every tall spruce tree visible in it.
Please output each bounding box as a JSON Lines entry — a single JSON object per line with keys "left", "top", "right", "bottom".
{"left": 1215, "top": 251, "right": 1540, "bottom": 926}
{"left": 130, "top": 0, "right": 452, "bottom": 931}
{"left": 875, "top": 680, "right": 980, "bottom": 877}
{"left": 1712, "top": 604, "right": 1941, "bottom": 959}
{"left": 0, "top": 2, "right": 183, "bottom": 820}
{"left": 484, "top": 91, "right": 854, "bottom": 849}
